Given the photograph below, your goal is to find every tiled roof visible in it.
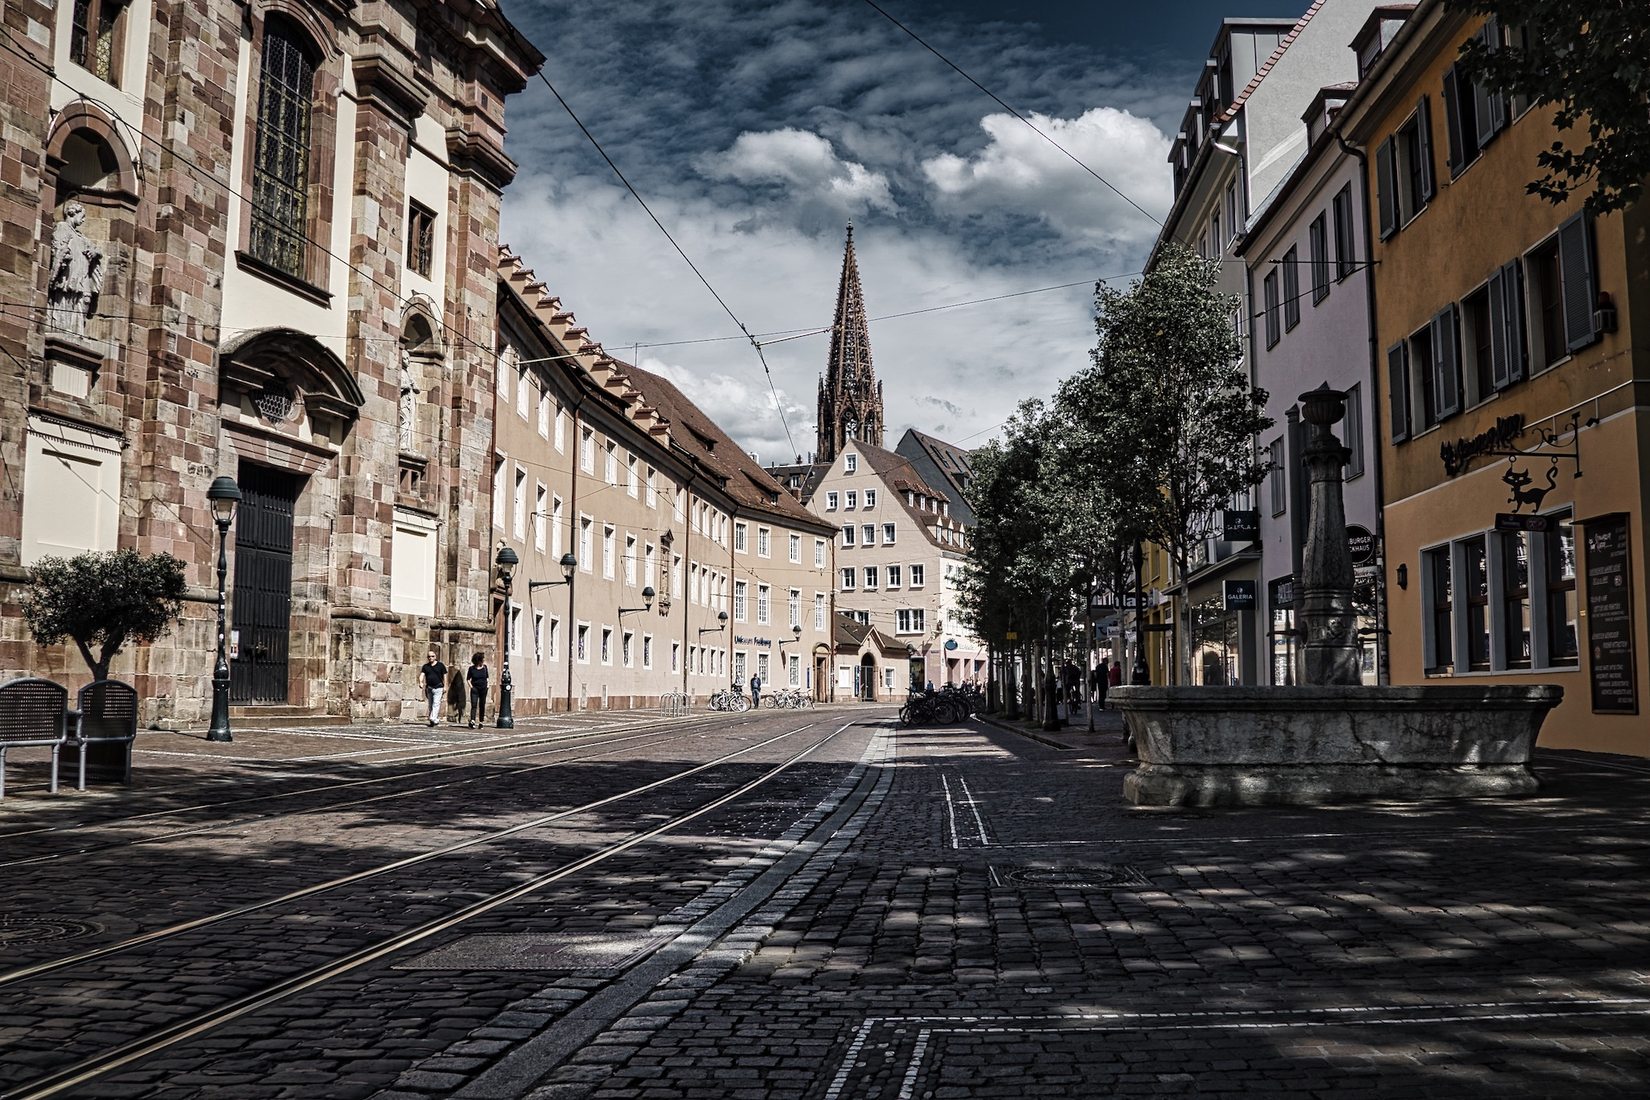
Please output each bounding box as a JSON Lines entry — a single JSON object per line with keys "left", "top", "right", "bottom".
{"left": 1218, "top": 0, "right": 1327, "bottom": 124}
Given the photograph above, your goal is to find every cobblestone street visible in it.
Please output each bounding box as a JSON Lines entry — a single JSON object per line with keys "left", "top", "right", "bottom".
{"left": 0, "top": 707, "right": 1647, "bottom": 1098}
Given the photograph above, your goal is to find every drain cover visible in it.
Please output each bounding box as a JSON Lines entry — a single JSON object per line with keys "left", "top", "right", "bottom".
{"left": 0, "top": 917, "right": 103, "bottom": 945}
{"left": 398, "top": 931, "right": 670, "bottom": 972}
{"left": 1000, "top": 864, "right": 1151, "bottom": 890}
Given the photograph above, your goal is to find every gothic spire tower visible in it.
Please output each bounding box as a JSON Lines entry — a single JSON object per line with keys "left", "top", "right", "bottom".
{"left": 817, "top": 224, "right": 883, "bottom": 462}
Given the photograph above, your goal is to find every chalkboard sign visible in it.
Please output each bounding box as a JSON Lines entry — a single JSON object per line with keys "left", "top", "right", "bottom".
{"left": 1583, "top": 514, "right": 1638, "bottom": 715}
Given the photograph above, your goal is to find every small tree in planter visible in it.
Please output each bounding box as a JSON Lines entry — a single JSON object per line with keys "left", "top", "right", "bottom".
{"left": 20, "top": 549, "right": 188, "bottom": 682}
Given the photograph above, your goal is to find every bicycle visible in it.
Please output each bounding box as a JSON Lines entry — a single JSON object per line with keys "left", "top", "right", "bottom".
{"left": 708, "top": 686, "right": 750, "bottom": 712}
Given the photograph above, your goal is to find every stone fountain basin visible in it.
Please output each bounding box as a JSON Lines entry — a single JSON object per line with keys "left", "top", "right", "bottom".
{"left": 1110, "top": 684, "right": 1563, "bottom": 807}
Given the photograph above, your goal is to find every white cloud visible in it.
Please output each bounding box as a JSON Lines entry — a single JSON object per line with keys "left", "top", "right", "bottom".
{"left": 697, "top": 128, "right": 896, "bottom": 216}
{"left": 922, "top": 107, "right": 1172, "bottom": 248}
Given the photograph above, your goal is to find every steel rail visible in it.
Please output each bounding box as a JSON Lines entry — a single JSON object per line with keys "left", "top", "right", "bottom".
{"left": 0, "top": 711, "right": 759, "bottom": 870}
{"left": 1, "top": 721, "right": 851, "bottom": 1100}
{"left": 0, "top": 721, "right": 820, "bottom": 990}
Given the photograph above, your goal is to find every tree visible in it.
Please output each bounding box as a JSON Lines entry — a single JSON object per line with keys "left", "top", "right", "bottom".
{"left": 1090, "top": 247, "right": 1273, "bottom": 684}
{"left": 1448, "top": 2, "right": 1649, "bottom": 215}
{"left": 21, "top": 550, "right": 189, "bottom": 681}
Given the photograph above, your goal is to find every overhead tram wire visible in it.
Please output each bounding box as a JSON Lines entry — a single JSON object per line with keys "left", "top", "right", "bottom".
{"left": 524, "top": 64, "right": 798, "bottom": 459}
{"left": 857, "top": 0, "right": 1163, "bottom": 229}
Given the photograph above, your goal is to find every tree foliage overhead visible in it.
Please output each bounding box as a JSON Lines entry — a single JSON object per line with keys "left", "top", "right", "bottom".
{"left": 1448, "top": 1, "right": 1649, "bottom": 214}
{"left": 21, "top": 549, "right": 189, "bottom": 681}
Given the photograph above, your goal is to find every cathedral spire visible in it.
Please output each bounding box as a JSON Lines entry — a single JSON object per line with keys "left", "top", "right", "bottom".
{"left": 818, "top": 224, "right": 883, "bottom": 461}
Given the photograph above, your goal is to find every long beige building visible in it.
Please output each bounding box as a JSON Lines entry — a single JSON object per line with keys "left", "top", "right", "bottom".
{"left": 490, "top": 250, "right": 838, "bottom": 713}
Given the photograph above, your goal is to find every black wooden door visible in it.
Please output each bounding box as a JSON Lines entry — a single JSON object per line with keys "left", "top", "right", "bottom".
{"left": 230, "top": 465, "right": 300, "bottom": 703}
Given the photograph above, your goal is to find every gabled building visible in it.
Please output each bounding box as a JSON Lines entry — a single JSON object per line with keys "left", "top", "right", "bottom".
{"left": 811, "top": 439, "right": 983, "bottom": 688}
{"left": 896, "top": 429, "right": 978, "bottom": 528}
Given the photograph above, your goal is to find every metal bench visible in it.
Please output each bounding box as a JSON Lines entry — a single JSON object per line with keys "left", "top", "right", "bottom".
{"left": 65, "top": 679, "right": 138, "bottom": 788}
{"left": 0, "top": 677, "right": 73, "bottom": 799}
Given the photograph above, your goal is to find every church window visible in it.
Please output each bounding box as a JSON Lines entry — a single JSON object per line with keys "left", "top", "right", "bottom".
{"left": 407, "top": 201, "right": 436, "bottom": 278}
{"left": 70, "top": 0, "right": 126, "bottom": 83}
{"left": 250, "top": 19, "right": 317, "bottom": 280}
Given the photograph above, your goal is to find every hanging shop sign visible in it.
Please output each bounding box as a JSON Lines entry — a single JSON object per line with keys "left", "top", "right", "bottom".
{"left": 1345, "top": 525, "right": 1376, "bottom": 565}
{"left": 1494, "top": 513, "right": 1555, "bottom": 533}
{"left": 1221, "top": 509, "right": 1260, "bottom": 542}
{"left": 1583, "top": 514, "right": 1638, "bottom": 715}
{"left": 1223, "top": 579, "right": 1258, "bottom": 611}
{"left": 1268, "top": 576, "right": 1294, "bottom": 610}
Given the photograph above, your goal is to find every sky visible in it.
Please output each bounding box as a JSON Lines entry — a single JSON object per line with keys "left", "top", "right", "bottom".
{"left": 497, "top": 0, "right": 1309, "bottom": 463}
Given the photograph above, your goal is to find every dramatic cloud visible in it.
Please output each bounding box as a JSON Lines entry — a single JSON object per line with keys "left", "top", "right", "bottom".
{"left": 498, "top": 0, "right": 1199, "bottom": 459}
{"left": 922, "top": 107, "right": 1172, "bottom": 251}
{"left": 696, "top": 128, "right": 896, "bottom": 223}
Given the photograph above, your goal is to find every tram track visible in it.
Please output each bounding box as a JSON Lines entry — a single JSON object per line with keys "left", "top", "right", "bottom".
{"left": 0, "top": 719, "right": 857, "bottom": 1099}
{"left": 0, "top": 708, "right": 768, "bottom": 865}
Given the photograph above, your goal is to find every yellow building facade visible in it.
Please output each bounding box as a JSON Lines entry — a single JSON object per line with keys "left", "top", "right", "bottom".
{"left": 1343, "top": 2, "right": 1649, "bottom": 756}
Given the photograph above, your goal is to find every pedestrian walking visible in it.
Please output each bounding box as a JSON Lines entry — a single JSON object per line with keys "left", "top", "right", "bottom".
{"left": 749, "top": 673, "right": 762, "bottom": 708}
{"left": 419, "top": 650, "right": 447, "bottom": 727}
{"left": 1109, "top": 660, "right": 1124, "bottom": 688}
{"left": 1096, "top": 664, "right": 1109, "bottom": 711}
{"left": 465, "top": 652, "right": 490, "bottom": 728}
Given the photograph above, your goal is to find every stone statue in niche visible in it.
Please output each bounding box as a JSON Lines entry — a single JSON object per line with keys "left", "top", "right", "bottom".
{"left": 398, "top": 348, "right": 420, "bottom": 453}
{"left": 48, "top": 201, "right": 104, "bottom": 339}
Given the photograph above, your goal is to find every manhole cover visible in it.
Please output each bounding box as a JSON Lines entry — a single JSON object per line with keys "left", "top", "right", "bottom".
{"left": 1000, "top": 864, "right": 1152, "bottom": 890}
{"left": 398, "top": 931, "right": 670, "bottom": 972}
{"left": 0, "top": 917, "right": 103, "bottom": 945}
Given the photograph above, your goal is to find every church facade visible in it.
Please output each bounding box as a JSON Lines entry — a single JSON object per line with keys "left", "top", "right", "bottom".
{"left": 0, "top": 0, "right": 540, "bottom": 725}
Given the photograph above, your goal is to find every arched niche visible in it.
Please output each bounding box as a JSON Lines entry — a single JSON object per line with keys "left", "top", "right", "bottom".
{"left": 218, "top": 327, "right": 364, "bottom": 450}
{"left": 397, "top": 308, "right": 445, "bottom": 460}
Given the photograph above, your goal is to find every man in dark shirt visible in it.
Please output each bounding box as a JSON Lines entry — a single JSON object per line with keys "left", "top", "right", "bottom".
{"left": 419, "top": 651, "right": 447, "bottom": 727}
{"left": 749, "top": 673, "right": 762, "bottom": 708}
{"left": 465, "top": 652, "right": 490, "bottom": 728}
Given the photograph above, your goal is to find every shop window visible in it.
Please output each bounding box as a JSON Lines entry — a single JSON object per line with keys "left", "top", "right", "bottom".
{"left": 1424, "top": 546, "right": 1454, "bottom": 673}
{"left": 1545, "top": 513, "right": 1578, "bottom": 666}
{"left": 1499, "top": 531, "right": 1532, "bottom": 669}
{"left": 1462, "top": 536, "right": 1491, "bottom": 671}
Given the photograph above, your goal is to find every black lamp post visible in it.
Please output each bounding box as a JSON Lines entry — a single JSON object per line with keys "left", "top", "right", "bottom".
{"left": 495, "top": 544, "right": 519, "bottom": 729}
{"left": 206, "top": 476, "right": 241, "bottom": 743}
{"left": 1131, "top": 541, "right": 1151, "bottom": 685}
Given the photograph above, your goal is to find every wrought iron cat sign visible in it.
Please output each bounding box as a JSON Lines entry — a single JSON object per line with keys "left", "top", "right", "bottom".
{"left": 1503, "top": 458, "right": 1559, "bottom": 514}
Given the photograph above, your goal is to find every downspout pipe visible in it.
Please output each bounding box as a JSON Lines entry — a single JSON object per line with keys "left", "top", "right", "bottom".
{"left": 1336, "top": 130, "right": 1390, "bottom": 685}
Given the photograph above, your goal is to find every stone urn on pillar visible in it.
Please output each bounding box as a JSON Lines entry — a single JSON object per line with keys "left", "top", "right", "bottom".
{"left": 1297, "top": 384, "right": 1362, "bottom": 686}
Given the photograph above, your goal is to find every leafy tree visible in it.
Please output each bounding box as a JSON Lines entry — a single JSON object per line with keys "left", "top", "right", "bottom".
{"left": 1091, "top": 247, "right": 1272, "bottom": 684}
{"left": 1448, "top": 1, "right": 1649, "bottom": 214}
{"left": 20, "top": 550, "right": 188, "bottom": 681}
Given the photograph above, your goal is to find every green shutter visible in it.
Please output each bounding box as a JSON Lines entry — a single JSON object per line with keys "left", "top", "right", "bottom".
{"left": 1387, "top": 342, "right": 1410, "bottom": 442}
{"left": 1558, "top": 212, "right": 1598, "bottom": 351}
{"left": 1432, "top": 305, "right": 1461, "bottom": 419}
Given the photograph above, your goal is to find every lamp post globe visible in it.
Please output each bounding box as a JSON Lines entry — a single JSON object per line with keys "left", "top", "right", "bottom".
{"left": 495, "top": 545, "right": 520, "bottom": 729}
{"left": 559, "top": 552, "right": 578, "bottom": 580}
{"left": 205, "top": 476, "right": 241, "bottom": 743}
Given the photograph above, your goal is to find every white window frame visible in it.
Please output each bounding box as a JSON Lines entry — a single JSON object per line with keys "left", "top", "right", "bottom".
{"left": 845, "top": 454, "right": 857, "bottom": 473}
{"left": 757, "top": 526, "right": 771, "bottom": 558}
{"left": 757, "top": 584, "right": 771, "bottom": 625}
{"left": 825, "top": 491, "right": 838, "bottom": 511}
{"left": 789, "top": 533, "right": 801, "bottom": 563}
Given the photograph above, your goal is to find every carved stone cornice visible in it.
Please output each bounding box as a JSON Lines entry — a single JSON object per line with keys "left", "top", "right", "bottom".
{"left": 446, "top": 128, "right": 517, "bottom": 190}
{"left": 352, "top": 51, "right": 429, "bottom": 126}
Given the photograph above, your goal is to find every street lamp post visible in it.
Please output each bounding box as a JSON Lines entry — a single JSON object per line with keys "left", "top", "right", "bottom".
{"left": 206, "top": 476, "right": 241, "bottom": 743}
{"left": 495, "top": 544, "right": 519, "bottom": 729}
{"left": 1131, "top": 541, "right": 1150, "bottom": 685}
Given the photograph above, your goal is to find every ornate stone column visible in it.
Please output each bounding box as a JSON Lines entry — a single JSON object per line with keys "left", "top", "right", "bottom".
{"left": 1298, "top": 385, "right": 1361, "bottom": 686}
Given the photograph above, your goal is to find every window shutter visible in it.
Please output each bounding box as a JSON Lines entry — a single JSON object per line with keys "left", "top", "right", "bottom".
{"left": 1500, "top": 259, "right": 1526, "bottom": 385}
{"left": 1432, "top": 305, "right": 1461, "bottom": 419}
{"left": 1387, "top": 342, "right": 1410, "bottom": 442}
{"left": 1473, "top": 22, "right": 1507, "bottom": 147}
{"left": 1416, "top": 96, "right": 1436, "bottom": 202}
{"left": 1376, "top": 138, "right": 1396, "bottom": 239}
{"left": 1488, "top": 266, "right": 1511, "bottom": 390}
{"left": 1442, "top": 67, "right": 1466, "bottom": 177}
{"left": 1557, "top": 212, "right": 1598, "bottom": 351}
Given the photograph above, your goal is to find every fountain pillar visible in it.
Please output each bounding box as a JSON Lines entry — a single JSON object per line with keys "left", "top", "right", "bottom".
{"left": 1297, "top": 385, "right": 1361, "bottom": 686}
